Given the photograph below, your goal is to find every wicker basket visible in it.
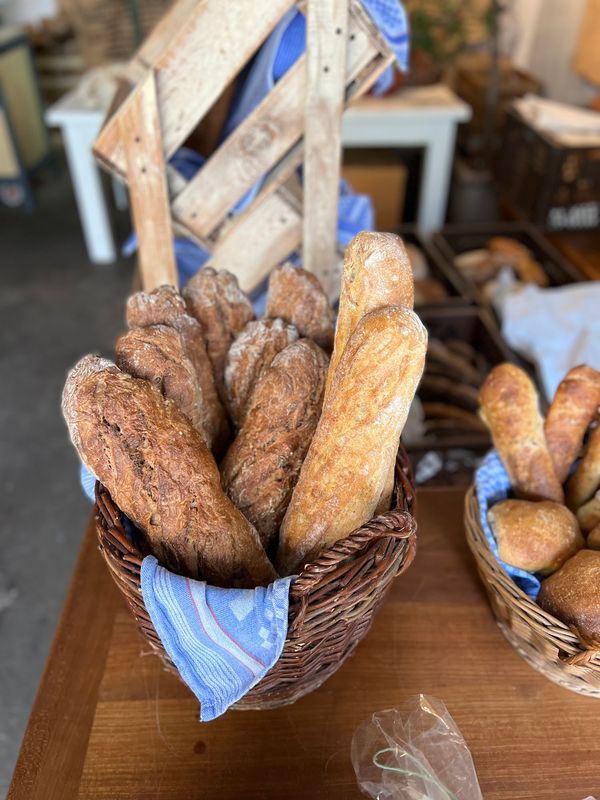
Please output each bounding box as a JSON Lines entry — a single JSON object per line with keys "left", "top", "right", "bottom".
{"left": 95, "top": 447, "right": 417, "bottom": 710}
{"left": 465, "top": 486, "right": 600, "bottom": 697}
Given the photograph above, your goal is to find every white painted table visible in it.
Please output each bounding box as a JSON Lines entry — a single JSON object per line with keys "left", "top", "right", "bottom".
{"left": 342, "top": 83, "right": 472, "bottom": 234}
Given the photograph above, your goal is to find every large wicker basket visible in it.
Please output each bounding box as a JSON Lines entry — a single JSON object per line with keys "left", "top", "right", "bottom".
{"left": 465, "top": 486, "right": 600, "bottom": 697}
{"left": 95, "top": 447, "right": 417, "bottom": 710}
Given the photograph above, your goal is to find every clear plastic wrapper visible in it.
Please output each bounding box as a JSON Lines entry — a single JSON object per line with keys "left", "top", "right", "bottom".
{"left": 352, "top": 695, "right": 483, "bottom": 800}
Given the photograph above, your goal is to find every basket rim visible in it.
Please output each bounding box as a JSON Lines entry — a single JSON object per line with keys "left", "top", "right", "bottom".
{"left": 465, "top": 484, "right": 600, "bottom": 664}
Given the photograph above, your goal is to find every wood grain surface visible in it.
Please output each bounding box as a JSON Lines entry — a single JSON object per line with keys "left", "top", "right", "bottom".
{"left": 8, "top": 489, "right": 600, "bottom": 799}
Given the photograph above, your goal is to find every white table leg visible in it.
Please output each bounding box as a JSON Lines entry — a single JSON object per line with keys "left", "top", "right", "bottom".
{"left": 61, "top": 122, "right": 117, "bottom": 264}
{"left": 417, "top": 122, "right": 457, "bottom": 235}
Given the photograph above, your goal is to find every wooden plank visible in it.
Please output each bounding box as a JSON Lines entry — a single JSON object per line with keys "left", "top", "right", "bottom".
{"left": 303, "top": 0, "right": 349, "bottom": 300}
{"left": 94, "top": 0, "right": 296, "bottom": 178}
{"left": 172, "top": 6, "right": 379, "bottom": 239}
{"left": 133, "top": 0, "right": 201, "bottom": 70}
{"left": 118, "top": 71, "right": 178, "bottom": 291}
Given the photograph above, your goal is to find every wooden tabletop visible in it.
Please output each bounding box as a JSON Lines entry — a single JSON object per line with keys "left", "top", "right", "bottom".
{"left": 8, "top": 489, "right": 600, "bottom": 799}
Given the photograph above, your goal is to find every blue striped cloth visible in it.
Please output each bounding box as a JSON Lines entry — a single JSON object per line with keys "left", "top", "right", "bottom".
{"left": 475, "top": 451, "right": 541, "bottom": 600}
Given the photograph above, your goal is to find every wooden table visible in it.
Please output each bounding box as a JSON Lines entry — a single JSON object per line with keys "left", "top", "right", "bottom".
{"left": 8, "top": 489, "right": 600, "bottom": 799}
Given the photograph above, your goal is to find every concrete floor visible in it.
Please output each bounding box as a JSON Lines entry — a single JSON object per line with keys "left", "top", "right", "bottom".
{"left": 0, "top": 166, "right": 133, "bottom": 795}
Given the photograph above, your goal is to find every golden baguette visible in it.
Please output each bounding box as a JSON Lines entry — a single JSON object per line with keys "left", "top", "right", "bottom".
{"left": 277, "top": 306, "right": 427, "bottom": 575}
{"left": 566, "top": 422, "right": 600, "bottom": 510}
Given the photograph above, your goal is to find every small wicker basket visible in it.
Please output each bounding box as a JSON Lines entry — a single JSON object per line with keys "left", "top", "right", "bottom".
{"left": 465, "top": 486, "right": 600, "bottom": 697}
{"left": 95, "top": 447, "right": 417, "bottom": 710}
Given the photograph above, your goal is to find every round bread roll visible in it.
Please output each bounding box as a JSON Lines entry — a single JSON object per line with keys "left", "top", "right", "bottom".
{"left": 538, "top": 550, "right": 600, "bottom": 643}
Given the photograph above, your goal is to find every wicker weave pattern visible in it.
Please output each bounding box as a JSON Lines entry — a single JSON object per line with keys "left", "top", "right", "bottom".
{"left": 95, "top": 447, "right": 417, "bottom": 709}
{"left": 465, "top": 486, "right": 600, "bottom": 697}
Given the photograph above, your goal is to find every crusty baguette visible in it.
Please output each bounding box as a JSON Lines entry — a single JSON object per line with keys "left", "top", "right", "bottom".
{"left": 62, "top": 355, "right": 276, "bottom": 588}
{"left": 587, "top": 522, "right": 600, "bottom": 550}
{"left": 221, "top": 339, "right": 328, "bottom": 550}
{"left": 576, "top": 490, "right": 600, "bottom": 532}
{"left": 545, "top": 365, "right": 600, "bottom": 484}
{"left": 265, "top": 264, "right": 334, "bottom": 349}
{"left": 277, "top": 306, "right": 427, "bottom": 575}
{"left": 183, "top": 268, "right": 255, "bottom": 402}
{"left": 224, "top": 318, "right": 298, "bottom": 429}
{"left": 566, "top": 423, "right": 600, "bottom": 510}
{"left": 479, "top": 363, "right": 563, "bottom": 502}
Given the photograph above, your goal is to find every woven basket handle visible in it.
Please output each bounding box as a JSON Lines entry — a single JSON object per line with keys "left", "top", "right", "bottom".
{"left": 560, "top": 626, "right": 600, "bottom": 666}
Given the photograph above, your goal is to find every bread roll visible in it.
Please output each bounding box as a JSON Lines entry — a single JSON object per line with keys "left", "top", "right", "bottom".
{"left": 221, "top": 339, "right": 328, "bottom": 550}
{"left": 265, "top": 264, "right": 334, "bottom": 349}
{"left": 126, "top": 285, "right": 229, "bottom": 453}
{"left": 479, "top": 364, "right": 563, "bottom": 502}
{"left": 576, "top": 490, "right": 600, "bottom": 532}
{"left": 224, "top": 318, "right": 298, "bottom": 429}
{"left": 567, "top": 423, "right": 600, "bottom": 510}
{"left": 183, "top": 268, "right": 255, "bottom": 402}
{"left": 278, "top": 306, "right": 427, "bottom": 575}
{"left": 62, "top": 355, "right": 276, "bottom": 588}
{"left": 587, "top": 523, "right": 600, "bottom": 550}
{"left": 488, "top": 499, "right": 582, "bottom": 575}
{"left": 538, "top": 549, "right": 600, "bottom": 642}
{"left": 545, "top": 365, "right": 600, "bottom": 484}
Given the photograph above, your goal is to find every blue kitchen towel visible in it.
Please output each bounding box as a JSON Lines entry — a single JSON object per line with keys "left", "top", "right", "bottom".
{"left": 475, "top": 451, "right": 541, "bottom": 600}
{"left": 141, "top": 556, "right": 294, "bottom": 721}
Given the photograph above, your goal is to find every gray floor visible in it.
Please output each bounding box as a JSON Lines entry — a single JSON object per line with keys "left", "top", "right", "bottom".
{"left": 0, "top": 165, "right": 133, "bottom": 796}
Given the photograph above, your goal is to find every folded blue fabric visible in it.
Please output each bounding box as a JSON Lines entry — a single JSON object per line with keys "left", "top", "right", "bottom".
{"left": 141, "top": 556, "right": 294, "bottom": 721}
{"left": 475, "top": 451, "right": 541, "bottom": 600}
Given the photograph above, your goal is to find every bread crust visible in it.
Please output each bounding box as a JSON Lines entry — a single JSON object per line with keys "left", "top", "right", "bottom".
{"left": 488, "top": 499, "right": 582, "bottom": 574}
{"left": 183, "top": 268, "right": 255, "bottom": 402}
{"left": 567, "top": 421, "right": 600, "bottom": 510}
{"left": 224, "top": 318, "right": 299, "bottom": 429}
{"left": 62, "top": 355, "right": 276, "bottom": 588}
{"left": 221, "top": 339, "right": 328, "bottom": 550}
{"left": 126, "top": 284, "right": 188, "bottom": 329}
{"left": 265, "top": 264, "right": 334, "bottom": 349}
{"left": 278, "top": 306, "right": 427, "bottom": 575}
{"left": 545, "top": 365, "right": 600, "bottom": 484}
{"left": 538, "top": 549, "right": 600, "bottom": 642}
{"left": 479, "top": 364, "right": 563, "bottom": 502}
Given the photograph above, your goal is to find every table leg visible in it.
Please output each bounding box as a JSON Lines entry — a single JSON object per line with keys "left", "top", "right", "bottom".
{"left": 61, "top": 122, "right": 117, "bottom": 264}
{"left": 417, "top": 122, "right": 457, "bottom": 235}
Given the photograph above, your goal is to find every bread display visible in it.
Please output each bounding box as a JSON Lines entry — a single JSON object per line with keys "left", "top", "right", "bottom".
{"left": 479, "top": 363, "right": 564, "bottom": 503}
{"left": 566, "top": 423, "right": 600, "bottom": 511}
{"left": 278, "top": 306, "right": 427, "bottom": 575}
{"left": 454, "top": 237, "right": 548, "bottom": 291}
{"left": 224, "top": 317, "right": 299, "bottom": 429}
{"left": 488, "top": 499, "right": 583, "bottom": 575}
{"left": 183, "top": 267, "right": 255, "bottom": 402}
{"left": 221, "top": 339, "right": 328, "bottom": 550}
{"left": 265, "top": 264, "right": 335, "bottom": 349}
{"left": 545, "top": 365, "right": 600, "bottom": 484}
{"left": 538, "top": 550, "right": 600, "bottom": 642}
{"left": 62, "top": 355, "right": 276, "bottom": 588}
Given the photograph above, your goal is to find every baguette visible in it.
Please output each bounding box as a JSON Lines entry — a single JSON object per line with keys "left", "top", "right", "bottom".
{"left": 62, "top": 355, "right": 276, "bottom": 588}
{"left": 265, "top": 264, "right": 334, "bottom": 349}
{"left": 479, "top": 363, "right": 563, "bottom": 502}
{"left": 221, "top": 339, "right": 328, "bottom": 550}
{"left": 576, "top": 490, "right": 600, "bottom": 532}
{"left": 566, "top": 422, "right": 600, "bottom": 510}
{"left": 278, "top": 306, "right": 427, "bottom": 575}
{"left": 545, "top": 365, "right": 600, "bottom": 484}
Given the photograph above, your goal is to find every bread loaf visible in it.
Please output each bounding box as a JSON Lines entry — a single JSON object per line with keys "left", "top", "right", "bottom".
{"left": 278, "top": 306, "right": 427, "bottom": 575}
{"left": 62, "top": 355, "right": 276, "bottom": 588}
{"left": 488, "top": 499, "right": 582, "bottom": 574}
{"left": 221, "top": 339, "right": 328, "bottom": 550}
{"left": 479, "top": 364, "right": 563, "bottom": 502}
{"left": 545, "top": 365, "right": 600, "bottom": 484}
{"left": 183, "top": 268, "right": 255, "bottom": 402}
{"left": 567, "top": 423, "right": 600, "bottom": 510}
{"left": 224, "top": 318, "right": 298, "bottom": 429}
{"left": 576, "top": 490, "right": 600, "bottom": 532}
{"left": 126, "top": 285, "right": 229, "bottom": 453}
{"left": 538, "top": 549, "right": 600, "bottom": 642}
{"left": 265, "top": 264, "right": 334, "bottom": 349}
{"left": 587, "top": 523, "right": 600, "bottom": 550}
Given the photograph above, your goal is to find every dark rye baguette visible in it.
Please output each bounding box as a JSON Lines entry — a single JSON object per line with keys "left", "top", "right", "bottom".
{"left": 62, "top": 355, "right": 276, "bottom": 588}
{"left": 221, "top": 339, "right": 329, "bottom": 550}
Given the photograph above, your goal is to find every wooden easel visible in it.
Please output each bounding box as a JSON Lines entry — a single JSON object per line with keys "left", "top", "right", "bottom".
{"left": 93, "top": 0, "right": 394, "bottom": 298}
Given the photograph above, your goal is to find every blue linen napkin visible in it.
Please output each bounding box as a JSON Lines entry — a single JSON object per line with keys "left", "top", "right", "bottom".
{"left": 475, "top": 451, "right": 541, "bottom": 600}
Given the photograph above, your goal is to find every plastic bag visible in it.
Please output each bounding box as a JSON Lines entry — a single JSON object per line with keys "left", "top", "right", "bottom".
{"left": 352, "top": 695, "right": 483, "bottom": 800}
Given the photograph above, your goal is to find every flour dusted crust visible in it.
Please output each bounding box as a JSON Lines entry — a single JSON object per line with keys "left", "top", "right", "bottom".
{"left": 126, "top": 284, "right": 229, "bottom": 453}
{"left": 265, "top": 264, "right": 335, "bottom": 349}
{"left": 61, "top": 355, "right": 276, "bottom": 588}
{"left": 221, "top": 339, "right": 328, "bottom": 550}
{"left": 479, "top": 364, "right": 564, "bottom": 503}
{"left": 183, "top": 268, "right": 255, "bottom": 403}
{"left": 224, "top": 318, "right": 299, "bottom": 429}
{"left": 278, "top": 306, "right": 427, "bottom": 575}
